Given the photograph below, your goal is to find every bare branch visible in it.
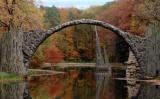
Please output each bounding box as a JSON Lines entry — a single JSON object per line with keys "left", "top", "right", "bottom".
{"left": 4, "top": 0, "right": 11, "bottom": 14}
{"left": 0, "top": 20, "right": 8, "bottom": 27}
{"left": 10, "top": 0, "right": 16, "bottom": 15}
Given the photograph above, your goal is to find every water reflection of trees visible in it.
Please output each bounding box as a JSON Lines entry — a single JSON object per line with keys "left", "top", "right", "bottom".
{"left": 96, "top": 72, "right": 116, "bottom": 99}
{"left": 28, "top": 72, "right": 160, "bottom": 99}
{"left": 94, "top": 71, "right": 128, "bottom": 99}
{"left": 73, "top": 71, "right": 95, "bottom": 99}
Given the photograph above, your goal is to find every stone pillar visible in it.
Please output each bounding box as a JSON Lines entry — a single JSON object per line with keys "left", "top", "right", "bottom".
{"left": 0, "top": 26, "right": 26, "bottom": 75}
{"left": 125, "top": 49, "right": 140, "bottom": 78}
{"left": 0, "top": 82, "right": 31, "bottom": 99}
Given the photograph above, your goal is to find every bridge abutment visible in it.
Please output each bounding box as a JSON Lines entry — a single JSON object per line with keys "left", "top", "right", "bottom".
{"left": 0, "top": 26, "right": 26, "bottom": 75}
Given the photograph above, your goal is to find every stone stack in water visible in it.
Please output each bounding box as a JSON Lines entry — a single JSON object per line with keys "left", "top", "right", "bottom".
{"left": 95, "top": 26, "right": 111, "bottom": 72}
{"left": 125, "top": 49, "right": 140, "bottom": 79}
{"left": 95, "top": 26, "right": 111, "bottom": 99}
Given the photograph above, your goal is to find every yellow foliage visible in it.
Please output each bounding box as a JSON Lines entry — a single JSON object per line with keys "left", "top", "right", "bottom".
{"left": 0, "top": 0, "right": 44, "bottom": 32}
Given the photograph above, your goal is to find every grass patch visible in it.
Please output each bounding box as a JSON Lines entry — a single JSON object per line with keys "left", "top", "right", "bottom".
{"left": 0, "top": 72, "right": 22, "bottom": 82}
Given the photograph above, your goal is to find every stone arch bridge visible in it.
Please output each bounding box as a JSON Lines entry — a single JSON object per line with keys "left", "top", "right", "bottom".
{"left": 22, "top": 19, "right": 151, "bottom": 77}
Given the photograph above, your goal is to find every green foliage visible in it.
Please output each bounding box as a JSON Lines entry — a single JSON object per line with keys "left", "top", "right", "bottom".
{"left": 44, "top": 5, "right": 60, "bottom": 28}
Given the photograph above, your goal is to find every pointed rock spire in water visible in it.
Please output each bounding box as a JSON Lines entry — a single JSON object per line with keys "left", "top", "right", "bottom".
{"left": 95, "top": 26, "right": 111, "bottom": 99}
{"left": 95, "top": 26, "right": 105, "bottom": 67}
{"left": 103, "top": 46, "right": 111, "bottom": 75}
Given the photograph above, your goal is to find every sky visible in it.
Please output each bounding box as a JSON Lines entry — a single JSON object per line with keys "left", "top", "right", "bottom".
{"left": 36, "top": 0, "right": 114, "bottom": 9}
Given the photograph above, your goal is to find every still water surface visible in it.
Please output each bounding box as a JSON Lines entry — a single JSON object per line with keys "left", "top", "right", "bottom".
{"left": 0, "top": 68, "right": 159, "bottom": 99}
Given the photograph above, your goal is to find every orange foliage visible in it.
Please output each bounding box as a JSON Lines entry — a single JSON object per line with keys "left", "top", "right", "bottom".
{"left": 45, "top": 44, "right": 64, "bottom": 64}
{"left": 49, "top": 81, "right": 63, "bottom": 98}
{"left": 97, "top": 0, "right": 145, "bottom": 36}
{"left": 68, "top": 70, "right": 79, "bottom": 79}
{"left": 59, "top": 8, "right": 68, "bottom": 23}
{"left": 66, "top": 49, "right": 79, "bottom": 60}
{"left": 96, "top": 0, "right": 146, "bottom": 62}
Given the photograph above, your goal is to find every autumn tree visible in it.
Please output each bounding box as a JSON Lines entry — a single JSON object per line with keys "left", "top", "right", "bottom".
{"left": 0, "top": 0, "right": 44, "bottom": 74}
{"left": 96, "top": 0, "right": 146, "bottom": 62}
{"left": 70, "top": 8, "right": 97, "bottom": 61}
{"left": 58, "top": 8, "right": 80, "bottom": 61}
{"left": 45, "top": 44, "right": 64, "bottom": 64}
{"left": 136, "top": 0, "right": 160, "bottom": 23}
{"left": 30, "top": 45, "right": 45, "bottom": 68}
{"left": 0, "top": 0, "right": 44, "bottom": 32}
{"left": 30, "top": 36, "right": 52, "bottom": 69}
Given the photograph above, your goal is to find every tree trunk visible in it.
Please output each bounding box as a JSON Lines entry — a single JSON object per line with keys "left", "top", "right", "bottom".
{"left": 0, "top": 25, "right": 26, "bottom": 75}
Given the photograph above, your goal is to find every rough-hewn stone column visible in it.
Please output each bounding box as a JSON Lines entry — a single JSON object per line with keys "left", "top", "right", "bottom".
{"left": 0, "top": 26, "right": 26, "bottom": 75}
{"left": 0, "top": 82, "right": 31, "bottom": 99}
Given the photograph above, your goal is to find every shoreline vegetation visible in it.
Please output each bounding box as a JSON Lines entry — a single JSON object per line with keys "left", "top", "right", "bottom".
{"left": 0, "top": 72, "right": 23, "bottom": 82}
{"left": 0, "top": 69, "right": 65, "bottom": 82}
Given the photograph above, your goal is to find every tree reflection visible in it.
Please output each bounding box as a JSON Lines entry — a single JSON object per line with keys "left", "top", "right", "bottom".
{"left": 0, "top": 82, "right": 31, "bottom": 99}
{"left": 95, "top": 72, "right": 117, "bottom": 99}
{"left": 73, "top": 71, "right": 95, "bottom": 99}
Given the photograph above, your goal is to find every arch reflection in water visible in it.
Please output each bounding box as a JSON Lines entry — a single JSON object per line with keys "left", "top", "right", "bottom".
{"left": 0, "top": 82, "right": 31, "bottom": 99}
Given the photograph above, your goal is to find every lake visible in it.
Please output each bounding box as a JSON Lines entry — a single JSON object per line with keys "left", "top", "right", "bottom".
{"left": 0, "top": 66, "right": 159, "bottom": 99}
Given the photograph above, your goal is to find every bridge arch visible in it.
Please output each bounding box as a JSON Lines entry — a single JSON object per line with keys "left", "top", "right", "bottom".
{"left": 23, "top": 19, "right": 144, "bottom": 72}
